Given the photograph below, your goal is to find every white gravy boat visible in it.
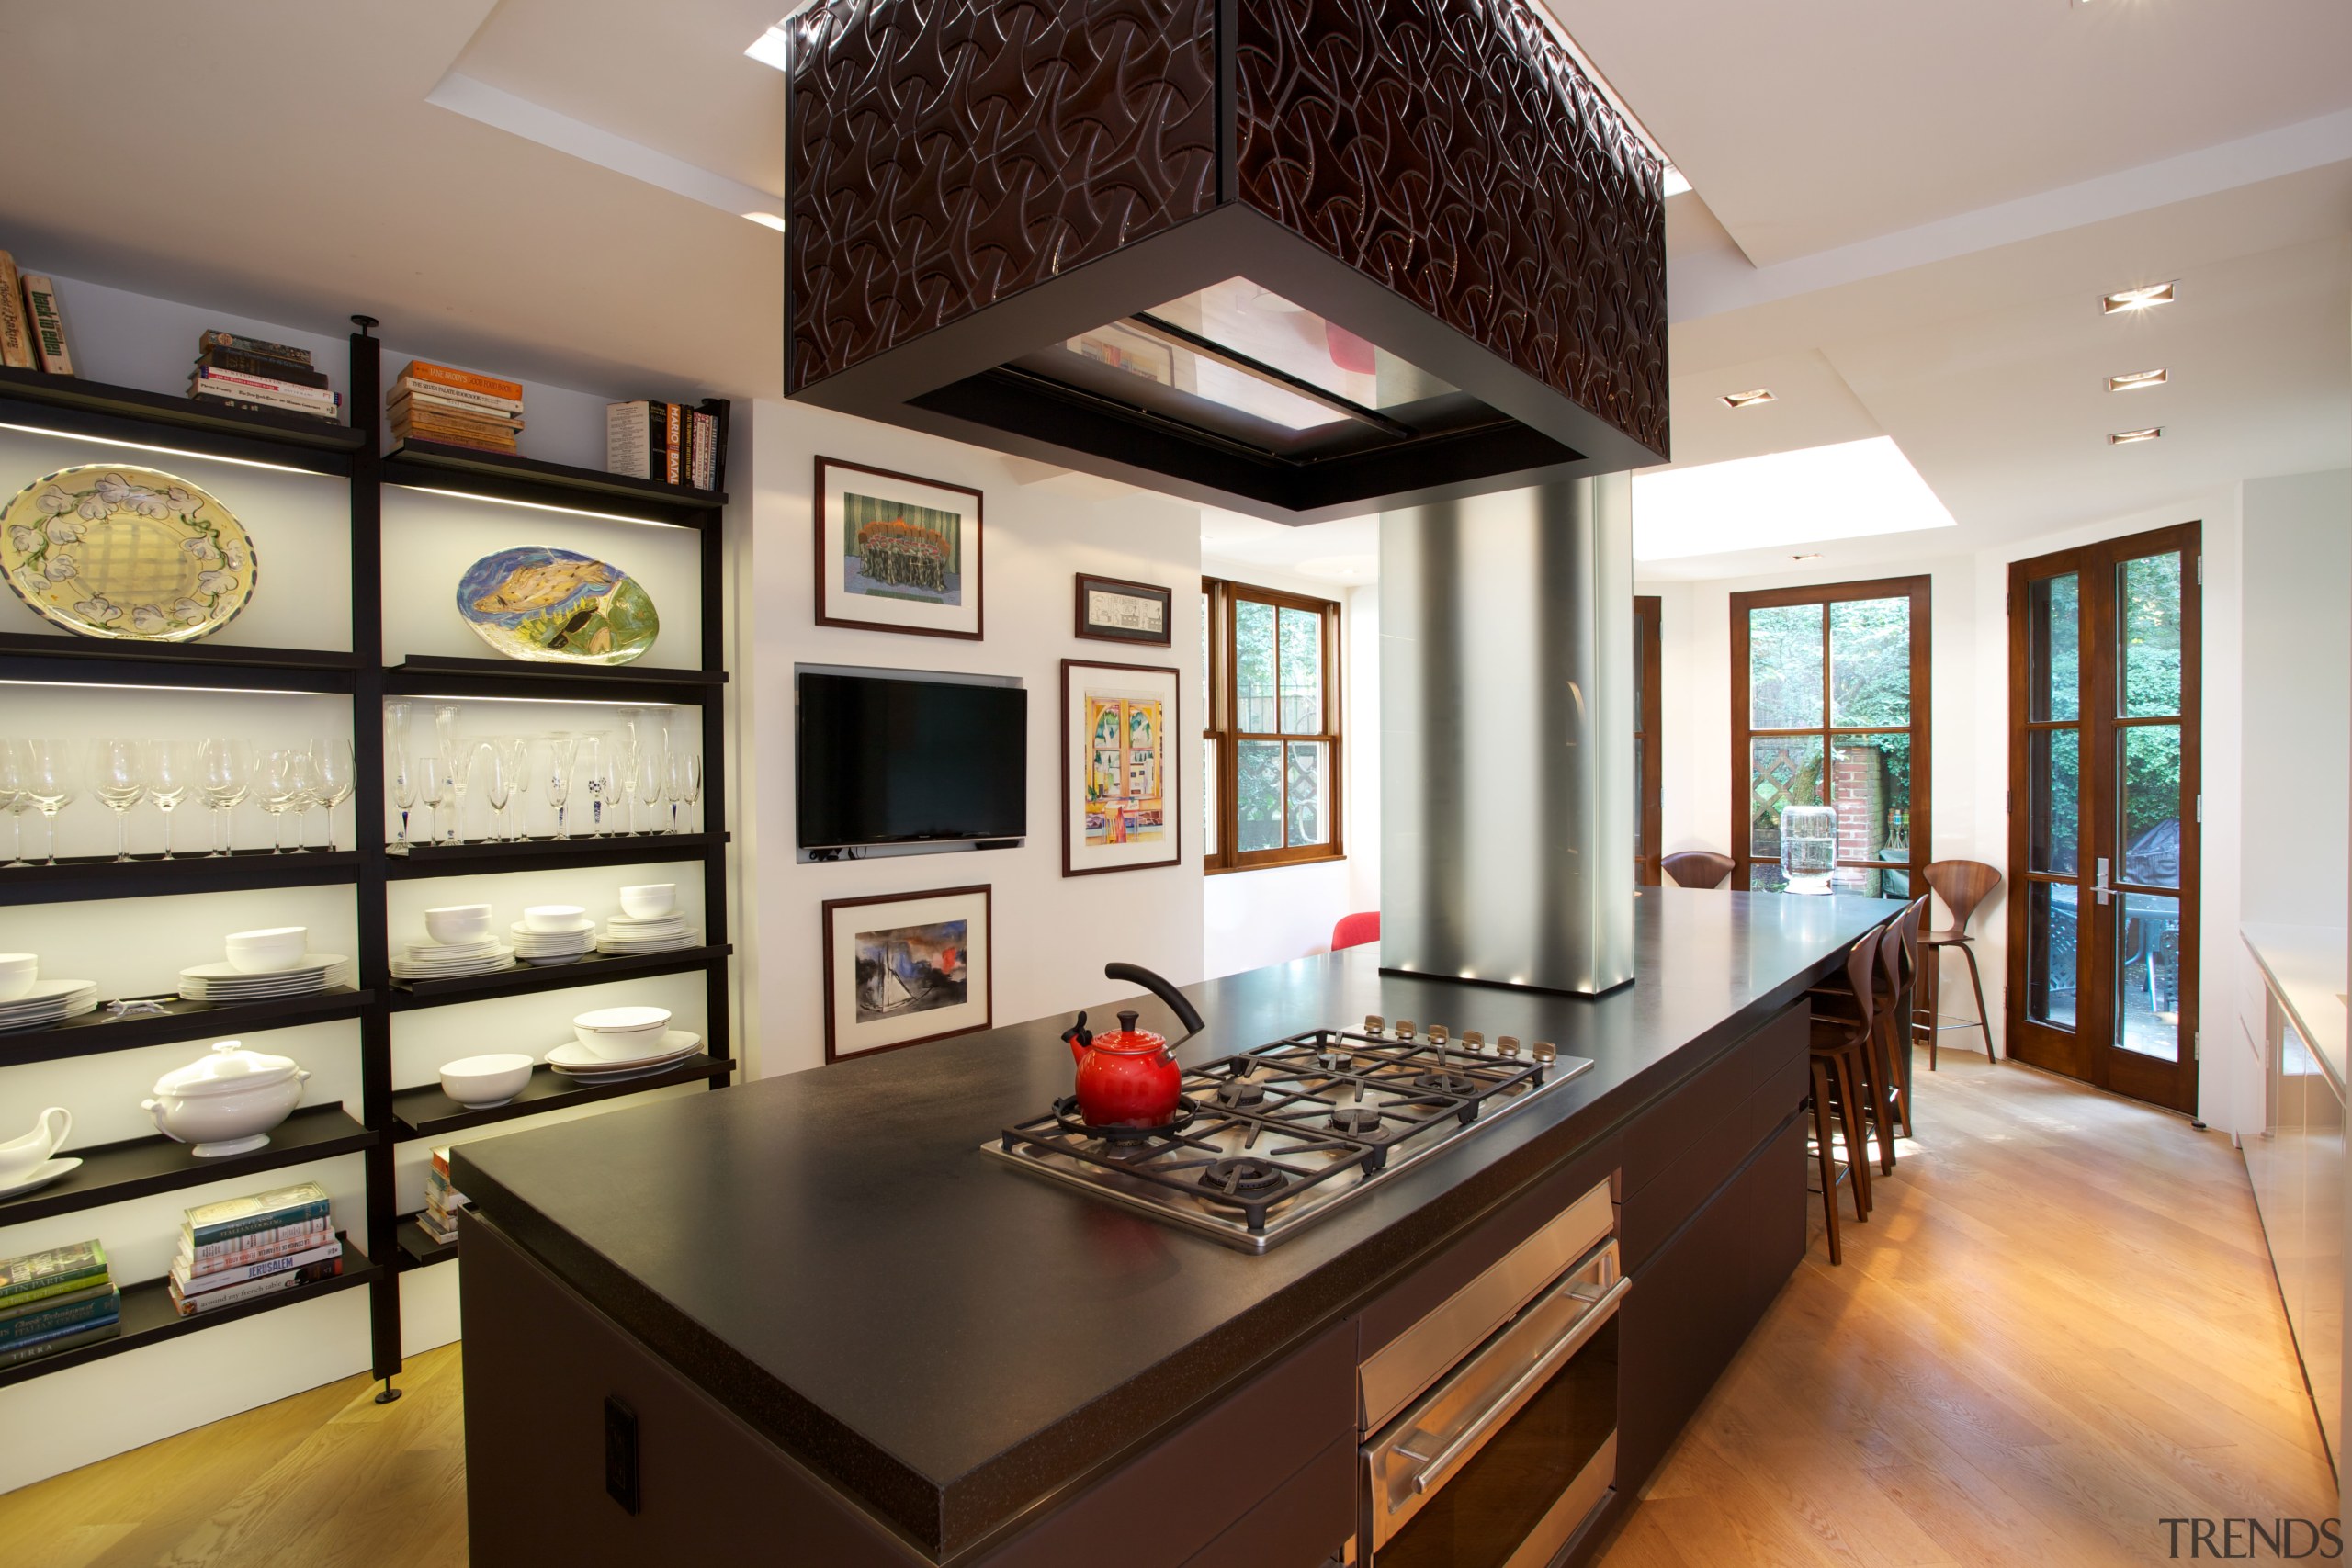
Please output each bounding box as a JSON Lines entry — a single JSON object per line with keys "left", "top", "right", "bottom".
{"left": 0, "top": 1107, "right": 71, "bottom": 1184}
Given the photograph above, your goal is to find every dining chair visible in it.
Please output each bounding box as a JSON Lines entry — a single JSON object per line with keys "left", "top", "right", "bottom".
{"left": 1918, "top": 861, "right": 2001, "bottom": 1066}
{"left": 1660, "top": 851, "right": 1736, "bottom": 889}
{"left": 1330, "top": 911, "right": 1381, "bottom": 953}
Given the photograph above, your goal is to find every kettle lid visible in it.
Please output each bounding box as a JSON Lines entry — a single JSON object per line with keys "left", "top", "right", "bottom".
{"left": 1090, "top": 1010, "right": 1168, "bottom": 1054}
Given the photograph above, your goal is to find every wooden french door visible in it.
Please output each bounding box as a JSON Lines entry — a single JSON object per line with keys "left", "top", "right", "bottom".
{"left": 2007, "top": 522, "right": 2201, "bottom": 1113}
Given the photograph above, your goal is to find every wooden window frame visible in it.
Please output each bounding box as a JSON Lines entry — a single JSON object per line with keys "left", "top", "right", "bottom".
{"left": 1634, "top": 594, "right": 1663, "bottom": 886}
{"left": 1728, "top": 575, "right": 1932, "bottom": 897}
{"left": 1202, "top": 577, "right": 1345, "bottom": 874}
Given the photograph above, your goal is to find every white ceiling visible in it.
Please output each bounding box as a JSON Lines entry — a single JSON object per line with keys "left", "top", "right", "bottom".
{"left": 3, "top": 1, "right": 2346, "bottom": 587}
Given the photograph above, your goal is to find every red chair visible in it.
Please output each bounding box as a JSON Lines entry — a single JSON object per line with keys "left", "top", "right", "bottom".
{"left": 1331, "top": 912, "right": 1380, "bottom": 952}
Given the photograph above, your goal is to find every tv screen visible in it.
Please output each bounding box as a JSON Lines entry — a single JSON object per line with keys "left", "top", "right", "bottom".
{"left": 797, "top": 671, "right": 1027, "bottom": 848}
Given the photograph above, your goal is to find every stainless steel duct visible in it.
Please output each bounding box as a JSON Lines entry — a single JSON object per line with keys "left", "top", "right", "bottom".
{"left": 1379, "top": 477, "right": 1634, "bottom": 994}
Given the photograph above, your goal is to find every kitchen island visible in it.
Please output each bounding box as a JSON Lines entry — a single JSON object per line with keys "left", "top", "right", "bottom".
{"left": 455, "top": 890, "right": 1884, "bottom": 1567}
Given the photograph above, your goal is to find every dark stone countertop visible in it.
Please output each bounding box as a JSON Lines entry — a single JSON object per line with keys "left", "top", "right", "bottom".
{"left": 455, "top": 889, "right": 1884, "bottom": 1562}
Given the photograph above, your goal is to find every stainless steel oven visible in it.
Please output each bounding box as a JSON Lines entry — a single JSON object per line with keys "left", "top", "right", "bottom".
{"left": 1356, "top": 1180, "right": 1624, "bottom": 1568}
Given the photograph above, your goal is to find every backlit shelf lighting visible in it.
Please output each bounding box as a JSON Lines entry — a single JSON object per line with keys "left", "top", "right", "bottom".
{"left": 0, "top": 422, "right": 322, "bottom": 477}
{"left": 388, "top": 484, "right": 694, "bottom": 532}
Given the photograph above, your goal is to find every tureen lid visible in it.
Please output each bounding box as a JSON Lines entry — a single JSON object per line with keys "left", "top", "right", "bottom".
{"left": 153, "top": 1040, "right": 303, "bottom": 1097}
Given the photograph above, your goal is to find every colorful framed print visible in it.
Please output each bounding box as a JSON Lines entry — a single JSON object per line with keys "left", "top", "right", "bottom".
{"left": 821, "top": 884, "right": 993, "bottom": 1061}
{"left": 815, "top": 457, "right": 983, "bottom": 639}
{"left": 1074, "top": 573, "right": 1173, "bottom": 647}
{"left": 1061, "top": 659, "right": 1182, "bottom": 876}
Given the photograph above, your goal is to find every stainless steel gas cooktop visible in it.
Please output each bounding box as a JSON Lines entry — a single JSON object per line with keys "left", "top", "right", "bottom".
{"left": 986, "top": 1018, "right": 1594, "bottom": 1252}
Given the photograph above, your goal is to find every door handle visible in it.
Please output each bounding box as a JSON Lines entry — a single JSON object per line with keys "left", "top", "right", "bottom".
{"left": 2093, "top": 856, "right": 2111, "bottom": 907}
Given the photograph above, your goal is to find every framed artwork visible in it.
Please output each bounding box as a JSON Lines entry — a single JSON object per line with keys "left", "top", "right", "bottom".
{"left": 820, "top": 885, "right": 992, "bottom": 1061}
{"left": 1074, "top": 572, "right": 1174, "bottom": 647}
{"left": 815, "top": 457, "right": 983, "bottom": 639}
{"left": 1061, "top": 659, "right": 1182, "bottom": 876}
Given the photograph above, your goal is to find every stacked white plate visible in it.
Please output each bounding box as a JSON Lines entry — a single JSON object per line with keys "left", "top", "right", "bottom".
{"left": 180, "top": 955, "right": 353, "bottom": 1003}
{"left": 390, "top": 938, "right": 517, "bottom": 982}
{"left": 546, "top": 1029, "right": 702, "bottom": 1080}
{"left": 594, "top": 913, "right": 700, "bottom": 956}
{"left": 0, "top": 979, "right": 99, "bottom": 1032}
{"left": 509, "top": 918, "right": 594, "bottom": 966}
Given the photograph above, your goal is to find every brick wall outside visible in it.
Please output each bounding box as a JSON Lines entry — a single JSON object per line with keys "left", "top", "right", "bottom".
{"left": 1831, "top": 743, "right": 1885, "bottom": 896}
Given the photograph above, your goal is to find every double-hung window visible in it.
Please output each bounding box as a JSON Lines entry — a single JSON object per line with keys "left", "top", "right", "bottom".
{"left": 1202, "top": 578, "right": 1342, "bottom": 871}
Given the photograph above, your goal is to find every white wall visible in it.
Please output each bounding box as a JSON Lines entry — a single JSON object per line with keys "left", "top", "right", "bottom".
{"left": 2242, "top": 469, "right": 2352, "bottom": 927}
{"left": 1642, "top": 481, "right": 2255, "bottom": 1132}
{"left": 738, "top": 402, "right": 1204, "bottom": 1075}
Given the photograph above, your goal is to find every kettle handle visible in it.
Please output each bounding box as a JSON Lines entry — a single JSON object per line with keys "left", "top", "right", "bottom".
{"left": 1103, "top": 964, "right": 1205, "bottom": 1039}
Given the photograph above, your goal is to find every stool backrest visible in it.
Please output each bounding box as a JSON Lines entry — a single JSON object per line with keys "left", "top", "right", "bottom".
{"left": 1330, "top": 911, "right": 1381, "bottom": 952}
{"left": 1922, "top": 861, "right": 2002, "bottom": 933}
{"left": 1661, "top": 851, "right": 1736, "bottom": 889}
{"left": 1840, "top": 926, "right": 1880, "bottom": 1035}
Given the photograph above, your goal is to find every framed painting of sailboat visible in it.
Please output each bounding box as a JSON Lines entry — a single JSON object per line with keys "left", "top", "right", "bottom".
{"left": 820, "top": 884, "right": 993, "bottom": 1062}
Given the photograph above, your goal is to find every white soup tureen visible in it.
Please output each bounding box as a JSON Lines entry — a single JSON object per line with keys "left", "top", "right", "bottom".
{"left": 142, "top": 1040, "right": 310, "bottom": 1157}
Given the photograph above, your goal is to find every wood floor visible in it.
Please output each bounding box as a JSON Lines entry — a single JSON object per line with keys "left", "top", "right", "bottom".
{"left": 2, "top": 1055, "right": 2334, "bottom": 1568}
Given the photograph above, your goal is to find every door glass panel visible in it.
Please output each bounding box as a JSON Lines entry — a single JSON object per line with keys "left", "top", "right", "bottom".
{"left": 1748, "top": 735, "right": 1825, "bottom": 859}
{"left": 1634, "top": 746, "right": 1645, "bottom": 861}
{"left": 1749, "top": 861, "right": 1792, "bottom": 893}
{"left": 2120, "top": 554, "right": 2183, "bottom": 717}
{"left": 2029, "top": 729, "right": 2080, "bottom": 874}
{"left": 1235, "top": 599, "right": 1276, "bottom": 730}
{"left": 2030, "top": 573, "right": 2080, "bottom": 722}
{"left": 1829, "top": 597, "right": 1911, "bottom": 726}
{"left": 2028, "top": 881, "right": 2078, "bottom": 1029}
{"left": 2115, "top": 890, "right": 2183, "bottom": 1059}
{"left": 1235, "top": 739, "right": 1282, "bottom": 851}
{"left": 1277, "top": 605, "right": 1323, "bottom": 731}
{"left": 1829, "top": 731, "right": 1911, "bottom": 898}
{"left": 1748, "top": 604, "right": 1824, "bottom": 728}
{"left": 2120, "top": 725, "right": 2182, "bottom": 887}
{"left": 1203, "top": 738, "right": 1218, "bottom": 856}
{"left": 1285, "top": 741, "right": 1329, "bottom": 847}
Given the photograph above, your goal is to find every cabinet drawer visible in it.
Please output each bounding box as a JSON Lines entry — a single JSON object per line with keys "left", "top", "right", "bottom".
{"left": 1619, "top": 1003, "right": 1809, "bottom": 1199}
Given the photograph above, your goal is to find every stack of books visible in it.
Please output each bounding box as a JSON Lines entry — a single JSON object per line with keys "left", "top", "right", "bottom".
{"left": 391, "top": 360, "right": 524, "bottom": 454}
{"left": 414, "top": 1146, "right": 469, "bottom": 1250}
{"left": 169, "top": 1180, "right": 345, "bottom": 1317}
{"left": 188, "top": 329, "right": 340, "bottom": 423}
{"left": 0, "top": 1240, "right": 119, "bottom": 1366}
{"left": 605, "top": 398, "right": 728, "bottom": 491}
{"left": 0, "top": 252, "right": 74, "bottom": 374}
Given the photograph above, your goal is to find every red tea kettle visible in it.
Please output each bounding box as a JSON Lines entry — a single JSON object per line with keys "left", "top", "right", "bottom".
{"left": 1060, "top": 964, "right": 1206, "bottom": 1130}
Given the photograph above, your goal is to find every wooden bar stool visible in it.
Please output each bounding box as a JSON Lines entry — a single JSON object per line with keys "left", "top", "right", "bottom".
{"left": 1808, "top": 931, "right": 1881, "bottom": 1261}
{"left": 1917, "top": 861, "right": 2001, "bottom": 1067}
{"left": 1661, "top": 851, "right": 1735, "bottom": 889}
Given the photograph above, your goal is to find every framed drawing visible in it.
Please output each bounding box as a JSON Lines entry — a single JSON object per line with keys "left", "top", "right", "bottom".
{"left": 815, "top": 457, "right": 983, "bottom": 639}
{"left": 1074, "top": 573, "right": 1173, "bottom": 647}
{"left": 820, "top": 884, "right": 992, "bottom": 1062}
{"left": 1062, "top": 659, "right": 1182, "bottom": 876}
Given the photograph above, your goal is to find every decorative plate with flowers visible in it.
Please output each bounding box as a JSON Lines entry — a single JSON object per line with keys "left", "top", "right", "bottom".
{"left": 0, "top": 463, "right": 257, "bottom": 642}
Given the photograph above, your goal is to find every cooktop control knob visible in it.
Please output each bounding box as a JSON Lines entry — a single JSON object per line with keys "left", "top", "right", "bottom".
{"left": 1363, "top": 1015, "right": 1385, "bottom": 1037}
{"left": 1497, "top": 1035, "right": 1521, "bottom": 1058}
{"left": 1462, "top": 1031, "right": 1487, "bottom": 1053}
{"left": 1395, "top": 1020, "right": 1417, "bottom": 1041}
{"left": 1532, "top": 1042, "right": 1558, "bottom": 1064}
{"left": 1427, "top": 1025, "right": 1450, "bottom": 1048}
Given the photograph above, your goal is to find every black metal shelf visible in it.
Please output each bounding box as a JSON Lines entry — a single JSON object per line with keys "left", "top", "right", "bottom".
{"left": 0, "top": 850, "right": 362, "bottom": 907}
{"left": 393, "top": 1213, "right": 458, "bottom": 1271}
{"left": 0, "top": 1104, "right": 375, "bottom": 1225}
{"left": 383, "top": 654, "right": 725, "bottom": 705}
{"left": 387, "top": 945, "right": 730, "bottom": 1010}
{"left": 0, "top": 366, "right": 362, "bottom": 473}
{"left": 0, "top": 1235, "right": 379, "bottom": 1390}
{"left": 0, "top": 634, "right": 361, "bottom": 693}
{"left": 383, "top": 832, "right": 724, "bottom": 879}
{"left": 382, "top": 439, "right": 725, "bottom": 518}
{"left": 0, "top": 987, "right": 370, "bottom": 1066}
{"left": 391, "top": 1055, "right": 729, "bottom": 1141}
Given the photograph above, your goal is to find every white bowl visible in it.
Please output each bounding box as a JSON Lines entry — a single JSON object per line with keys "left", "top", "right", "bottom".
{"left": 618, "top": 884, "right": 677, "bottom": 920}
{"left": 424, "top": 904, "right": 494, "bottom": 946}
{"left": 0, "top": 954, "right": 35, "bottom": 1004}
{"left": 522, "top": 904, "right": 587, "bottom": 933}
{"left": 438, "top": 1053, "right": 535, "bottom": 1109}
{"left": 572, "top": 1005, "right": 672, "bottom": 1059}
{"left": 223, "top": 928, "right": 308, "bottom": 976}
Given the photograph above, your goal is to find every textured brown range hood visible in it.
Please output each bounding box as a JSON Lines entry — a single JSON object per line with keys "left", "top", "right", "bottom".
{"left": 784, "top": 0, "right": 1670, "bottom": 524}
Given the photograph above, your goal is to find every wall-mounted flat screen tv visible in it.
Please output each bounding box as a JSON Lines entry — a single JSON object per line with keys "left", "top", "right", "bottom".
{"left": 797, "top": 671, "right": 1026, "bottom": 848}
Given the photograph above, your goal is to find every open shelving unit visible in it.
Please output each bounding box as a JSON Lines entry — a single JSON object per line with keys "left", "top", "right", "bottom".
{"left": 0, "top": 331, "right": 734, "bottom": 1396}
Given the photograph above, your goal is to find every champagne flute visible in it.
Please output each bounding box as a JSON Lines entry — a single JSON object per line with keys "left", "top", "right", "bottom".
{"left": 445, "top": 728, "right": 473, "bottom": 845}
{"left": 416, "top": 755, "right": 447, "bottom": 847}
{"left": 546, "top": 735, "right": 577, "bottom": 840}
{"left": 198, "top": 739, "right": 252, "bottom": 855}
{"left": 683, "top": 752, "right": 704, "bottom": 834}
{"left": 636, "top": 730, "right": 665, "bottom": 834}
{"left": 89, "top": 739, "right": 148, "bottom": 862}
{"left": 149, "top": 739, "right": 197, "bottom": 859}
{"left": 24, "top": 741, "right": 77, "bottom": 866}
{"left": 579, "top": 734, "right": 608, "bottom": 837}
{"left": 387, "top": 704, "right": 416, "bottom": 849}
{"left": 501, "top": 735, "right": 531, "bottom": 840}
{"left": 390, "top": 755, "right": 416, "bottom": 849}
{"left": 663, "top": 748, "right": 687, "bottom": 835}
{"left": 613, "top": 729, "right": 639, "bottom": 835}
{"left": 0, "top": 740, "right": 26, "bottom": 867}
{"left": 257, "top": 748, "right": 302, "bottom": 854}
{"left": 311, "top": 738, "right": 356, "bottom": 852}
{"left": 478, "top": 742, "right": 511, "bottom": 843}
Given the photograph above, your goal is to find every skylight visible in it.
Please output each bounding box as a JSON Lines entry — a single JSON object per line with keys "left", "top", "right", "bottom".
{"left": 1629, "top": 437, "right": 1956, "bottom": 562}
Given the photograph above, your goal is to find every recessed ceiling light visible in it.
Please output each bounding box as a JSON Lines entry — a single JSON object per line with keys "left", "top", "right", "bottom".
{"left": 2105, "top": 367, "right": 2167, "bottom": 392}
{"left": 2101, "top": 281, "right": 2177, "bottom": 314}
{"left": 1792, "top": 552, "right": 1823, "bottom": 561}
{"left": 1721, "top": 388, "right": 1776, "bottom": 410}
{"left": 2108, "top": 427, "right": 2164, "bottom": 446}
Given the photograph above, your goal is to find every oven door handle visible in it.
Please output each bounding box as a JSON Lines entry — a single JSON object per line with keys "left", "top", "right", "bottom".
{"left": 1410, "top": 1275, "right": 1630, "bottom": 1495}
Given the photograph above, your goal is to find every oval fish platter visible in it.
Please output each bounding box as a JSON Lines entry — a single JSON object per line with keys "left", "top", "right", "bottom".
{"left": 456, "top": 545, "right": 659, "bottom": 665}
{"left": 0, "top": 463, "right": 257, "bottom": 642}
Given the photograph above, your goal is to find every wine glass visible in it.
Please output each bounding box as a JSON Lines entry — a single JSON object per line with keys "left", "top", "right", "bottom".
{"left": 310, "top": 738, "right": 356, "bottom": 852}
{"left": 636, "top": 730, "right": 666, "bottom": 834}
{"left": 445, "top": 728, "right": 474, "bottom": 844}
{"left": 613, "top": 728, "right": 639, "bottom": 835}
{"left": 478, "top": 742, "right": 512, "bottom": 843}
{"left": 663, "top": 748, "right": 687, "bottom": 835}
{"left": 149, "top": 739, "right": 197, "bottom": 859}
{"left": 198, "top": 739, "right": 252, "bottom": 856}
{"left": 501, "top": 735, "right": 532, "bottom": 840}
{"left": 390, "top": 753, "right": 417, "bottom": 849}
{"left": 387, "top": 704, "right": 416, "bottom": 849}
{"left": 579, "top": 734, "right": 609, "bottom": 836}
{"left": 0, "top": 741, "right": 26, "bottom": 868}
{"left": 23, "top": 741, "right": 76, "bottom": 866}
{"left": 89, "top": 739, "right": 148, "bottom": 863}
{"left": 546, "top": 735, "right": 577, "bottom": 840}
{"left": 682, "top": 752, "right": 704, "bottom": 834}
{"left": 256, "top": 749, "right": 306, "bottom": 854}
{"left": 417, "top": 754, "right": 455, "bottom": 846}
